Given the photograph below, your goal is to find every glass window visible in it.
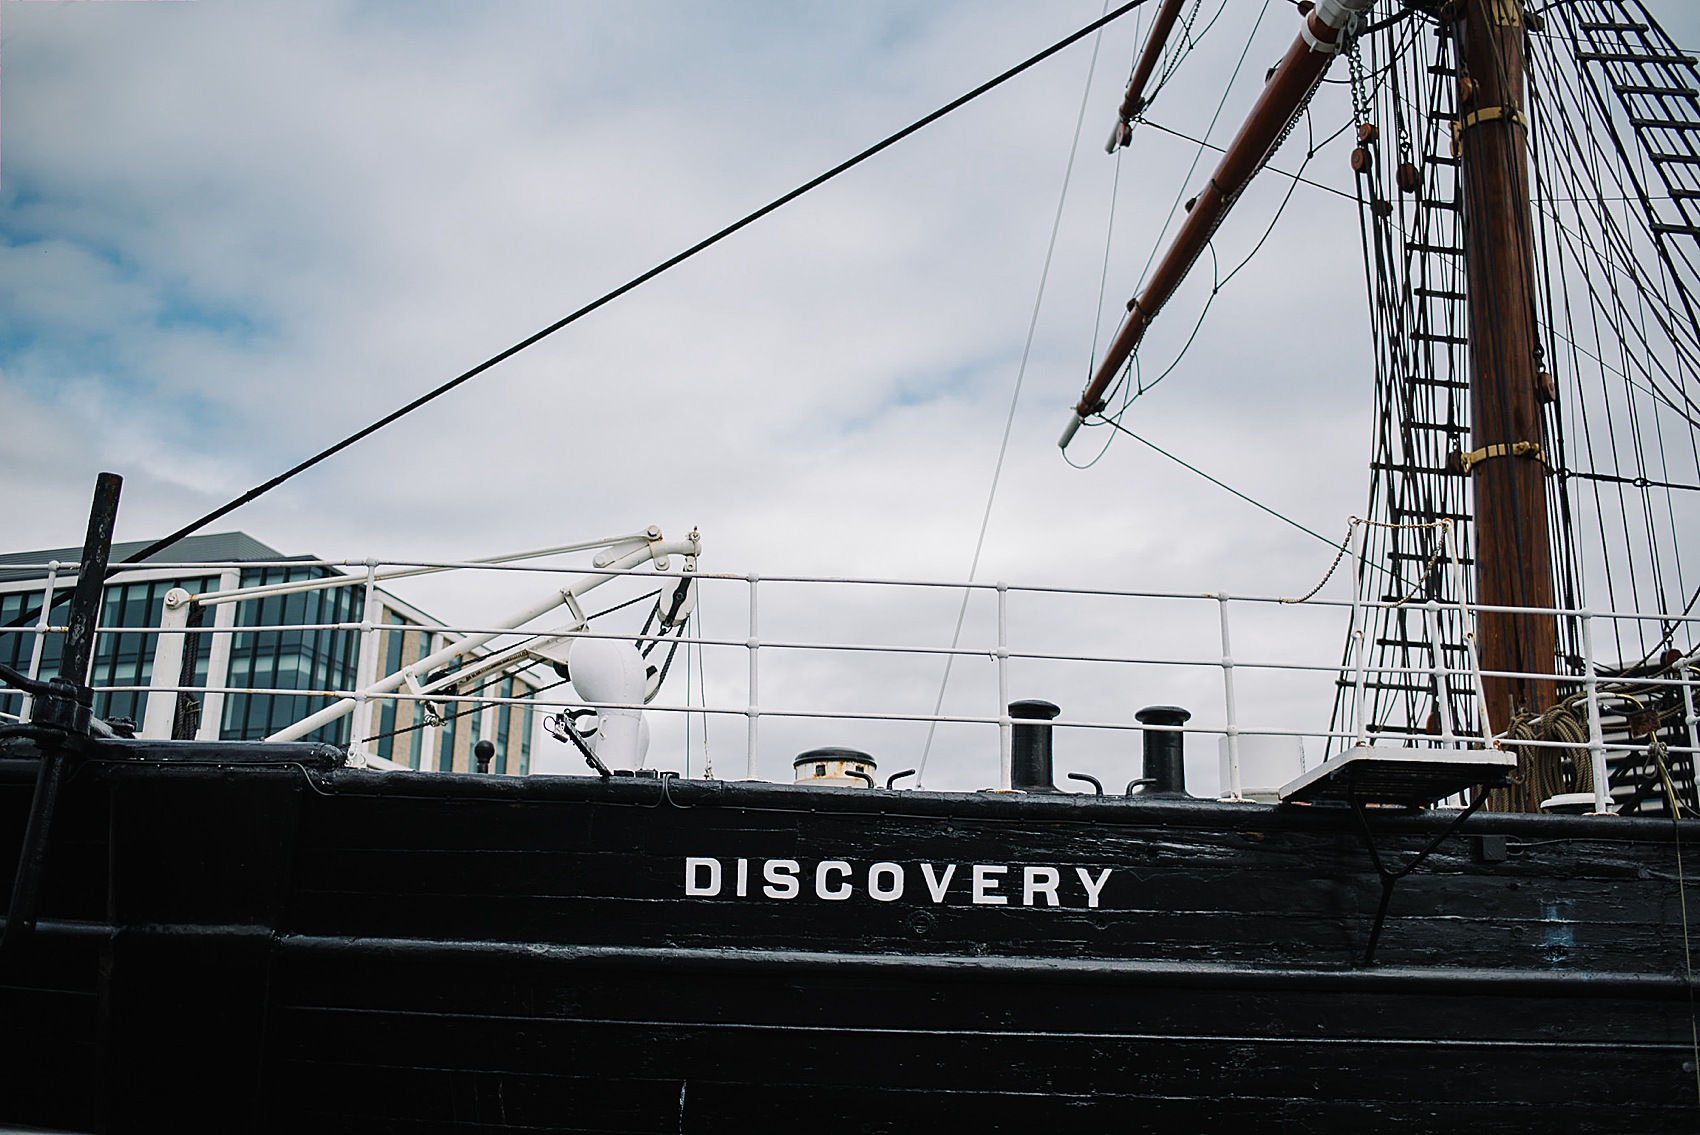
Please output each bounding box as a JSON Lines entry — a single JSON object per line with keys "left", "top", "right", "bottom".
{"left": 375, "top": 612, "right": 407, "bottom": 761}
{"left": 1, "top": 575, "right": 219, "bottom": 727}
{"left": 222, "top": 565, "right": 362, "bottom": 744}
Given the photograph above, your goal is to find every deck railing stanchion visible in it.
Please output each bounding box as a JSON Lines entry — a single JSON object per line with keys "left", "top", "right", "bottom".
{"left": 997, "top": 582, "right": 1011, "bottom": 792}
{"left": 746, "top": 573, "right": 760, "bottom": 780}
{"left": 195, "top": 567, "right": 241, "bottom": 740}
{"left": 19, "top": 563, "right": 60, "bottom": 720}
{"left": 1218, "top": 592, "right": 1241, "bottom": 799}
{"left": 1683, "top": 663, "right": 1700, "bottom": 781}
{"left": 1440, "top": 521, "right": 1493, "bottom": 742}
{"left": 1580, "top": 610, "right": 1611, "bottom": 813}
{"left": 140, "top": 588, "right": 192, "bottom": 739}
{"left": 351, "top": 560, "right": 381, "bottom": 755}
{"left": 419, "top": 631, "right": 443, "bottom": 770}
{"left": 1425, "top": 600, "right": 1457, "bottom": 746}
{"left": 1348, "top": 521, "right": 1372, "bottom": 748}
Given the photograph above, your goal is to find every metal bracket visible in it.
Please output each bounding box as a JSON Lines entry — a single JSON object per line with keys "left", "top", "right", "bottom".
{"left": 1451, "top": 104, "right": 1528, "bottom": 156}
{"left": 544, "top": 710, "right": 611, "bottom": 778}
{"left": 1353, "top": 789, "right": 1489, "bottom": 965}
{"left": 1458, "top": 440, "right": 1545, "bottom": 474}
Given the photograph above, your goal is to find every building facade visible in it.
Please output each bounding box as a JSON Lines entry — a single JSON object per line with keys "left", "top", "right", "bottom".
{"left": 0, "top": 532, "right": 535, "bottom": 775}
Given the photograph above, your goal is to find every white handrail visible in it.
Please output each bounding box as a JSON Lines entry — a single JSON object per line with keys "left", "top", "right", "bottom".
{"left": 14, "top": 550, "right": 1700, "bottom": 811}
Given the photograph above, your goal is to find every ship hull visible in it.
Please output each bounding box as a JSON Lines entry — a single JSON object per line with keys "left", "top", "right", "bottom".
{"left": 3, "top": 739, "right": 1697, "bottom": 1132}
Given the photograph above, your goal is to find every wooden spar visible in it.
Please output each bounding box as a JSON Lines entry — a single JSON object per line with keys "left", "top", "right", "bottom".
{"left": 1063, "top": 0, "right": 1375, "bottom": 442}
{"left": 1454, "top": 0, "right": 1557, "bottom": 743}
{"left": 1105, "top": 0, "right": 1187, "bottom": 152}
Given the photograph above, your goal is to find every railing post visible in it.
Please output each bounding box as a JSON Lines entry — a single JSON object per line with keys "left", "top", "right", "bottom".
{"left": 350, "top": 560, "right": 381, "bottom": 755}
{"left": 746, "top": 573, "right": 760, "bottom": 780}
{"left": 1424, "top": 600, "right": 1457, "bottom": 746}
{"left": 1683, "top": 663, "right": 1700, "bottom": 787}
{"left": 1347, "top": 521, "right": 1372, "bottom": 748}
{"left": 419, "top": 631, "right": 443, "bottom": 771}
{"left": 19, "top": 562, "right": 60, "bottom": 720}
{"left": 997, "top": 582, "right": 1011, "bottom": 792}
{"left": 140, "top": 588, "right": 192, "bottom": 739}
{"left": 1217, "top": 592, "right": 1240, "bottom": 799}
{"left": 1580, "top": 610, "right": 1611, "bottom": 813}
{"left": 195, "top": 567, "right": 241, "bottom": 741}
{"left": 1441, "top": 521, "right": 1494, "bottom": 743}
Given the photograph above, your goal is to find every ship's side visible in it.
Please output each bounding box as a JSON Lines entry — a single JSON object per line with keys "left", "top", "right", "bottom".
{"left": 3, "top": 736, "right": 1696, "bottom": 1133}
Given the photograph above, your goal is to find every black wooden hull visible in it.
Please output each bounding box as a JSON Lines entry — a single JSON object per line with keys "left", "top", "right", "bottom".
{"left": 3, "top": 738, "right": 1697, "bottom": 1132}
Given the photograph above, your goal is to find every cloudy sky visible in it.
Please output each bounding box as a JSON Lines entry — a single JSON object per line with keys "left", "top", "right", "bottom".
{"left": 5, "top": 0, "right": 1699, "bottom": 790}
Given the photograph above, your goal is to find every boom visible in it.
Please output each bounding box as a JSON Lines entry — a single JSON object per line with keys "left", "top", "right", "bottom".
{"left": 1061, "top": 0, "right": 1377, "bottom": 448}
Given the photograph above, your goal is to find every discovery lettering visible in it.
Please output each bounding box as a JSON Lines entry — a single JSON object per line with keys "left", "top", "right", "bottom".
{"left": 680, "top": 857, "right": 1113, "bottom": 908}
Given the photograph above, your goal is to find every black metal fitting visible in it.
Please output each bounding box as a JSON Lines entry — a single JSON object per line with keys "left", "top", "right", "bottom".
{"left": 1066, "top": 772, "right": 1103, "bottom": 796}
{"left": 1135, "top": 705, "right": 1191, "bottom": 796}
{"left": 1010, "top": 699, "right": 1061, "bottom": 794}
{"left": 29, "top": 677, "right": 92, "bottom": 735}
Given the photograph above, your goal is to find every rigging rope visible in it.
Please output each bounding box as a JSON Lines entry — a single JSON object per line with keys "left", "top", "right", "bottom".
{"left": 1530, "top": 2, "right": 1700, "bottom": 669}
{"left": 1091, "top": 103, "right": 1347, "bottom": 417}
{"left": 1138, "top": 118, "right": 1356, "bottom": 200}
{"left": 1085, "top": 6, "right": 1364, "bottom": 420}
{"left": 916, "top": 1, "right": 1115, "bottom": 788}
{"left": 1066, "top": 144, "right": 1128, "bottom": 472}
{"left": 1124, "top": 0, "right": 1272, "bottom": 310}
{"left": 1101, "top": 417, "right": 1340, "bottom": 548}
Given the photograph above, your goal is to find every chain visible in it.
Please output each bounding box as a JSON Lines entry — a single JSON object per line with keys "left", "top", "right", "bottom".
{"left": 1282, "top": 516, "right": 1456, "bottom": 605}
{"left": 1348, "top": 32, "right": 1372, "bottom": 127}
{"left": 1283, "top": 518, "right": 1359, "bottom": 604}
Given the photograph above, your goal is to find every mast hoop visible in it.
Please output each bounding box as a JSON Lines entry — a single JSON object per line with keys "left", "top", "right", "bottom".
{"left": 1456, "top": 441, "right": 1548, "bottom": 475}
{"left": 1450, "top": 104, "right": 1528, "bottom": 156}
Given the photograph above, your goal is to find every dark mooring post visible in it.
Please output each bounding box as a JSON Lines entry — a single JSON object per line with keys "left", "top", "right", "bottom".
{"left": 6, "top": 473, "right": 121, "bottom": 960}
{"left": 1455, "top": 0, "right": 1557, "bottom": 733}
{"left": 60, "top": 473, "right": 123, "bottom": 690}
{"left": 30, "top": 472, "right": 122, "bottom": 733}
{"left": 1136, "top": 705, "right": 1190, "bottom": 796}
{"left": 1010, "top": 699, "right": 1061, "bottom": 793}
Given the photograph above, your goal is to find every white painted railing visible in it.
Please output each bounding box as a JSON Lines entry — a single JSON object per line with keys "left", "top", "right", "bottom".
{"left": 2, "top": 553, "right": 1697, "bottom": 813}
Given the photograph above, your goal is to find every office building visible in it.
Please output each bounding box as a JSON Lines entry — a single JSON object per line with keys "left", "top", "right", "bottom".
{"left": 0, "top": 532, "right": 537, "bottom": 774}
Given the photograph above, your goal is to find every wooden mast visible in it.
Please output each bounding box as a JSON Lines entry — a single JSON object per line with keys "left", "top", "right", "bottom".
{"left": 1063, "top": 0, "right": 1559, "bottom": 764}
{"left": 1453, "top": 0, "right": 1557, "bottom": 735}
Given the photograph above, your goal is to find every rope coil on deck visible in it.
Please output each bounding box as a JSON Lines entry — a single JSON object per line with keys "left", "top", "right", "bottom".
{"left": 1497, "top": 698, "right": 1593, "bottom": 812}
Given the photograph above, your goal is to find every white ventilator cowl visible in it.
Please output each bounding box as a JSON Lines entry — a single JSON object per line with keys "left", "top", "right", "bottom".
{"left": 569, "top": 636, "right": 651, "bottom": 768}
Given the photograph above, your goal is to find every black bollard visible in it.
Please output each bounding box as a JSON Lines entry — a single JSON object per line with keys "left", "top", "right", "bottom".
{"left": 474, "top": 739, "right": 495, "bottom": 774}
{"left": 1010, "top": 699, "right": 1062, "bottom": 793}
{"left": 1135, "top": 705, "right": 1191, "bottom": 796}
